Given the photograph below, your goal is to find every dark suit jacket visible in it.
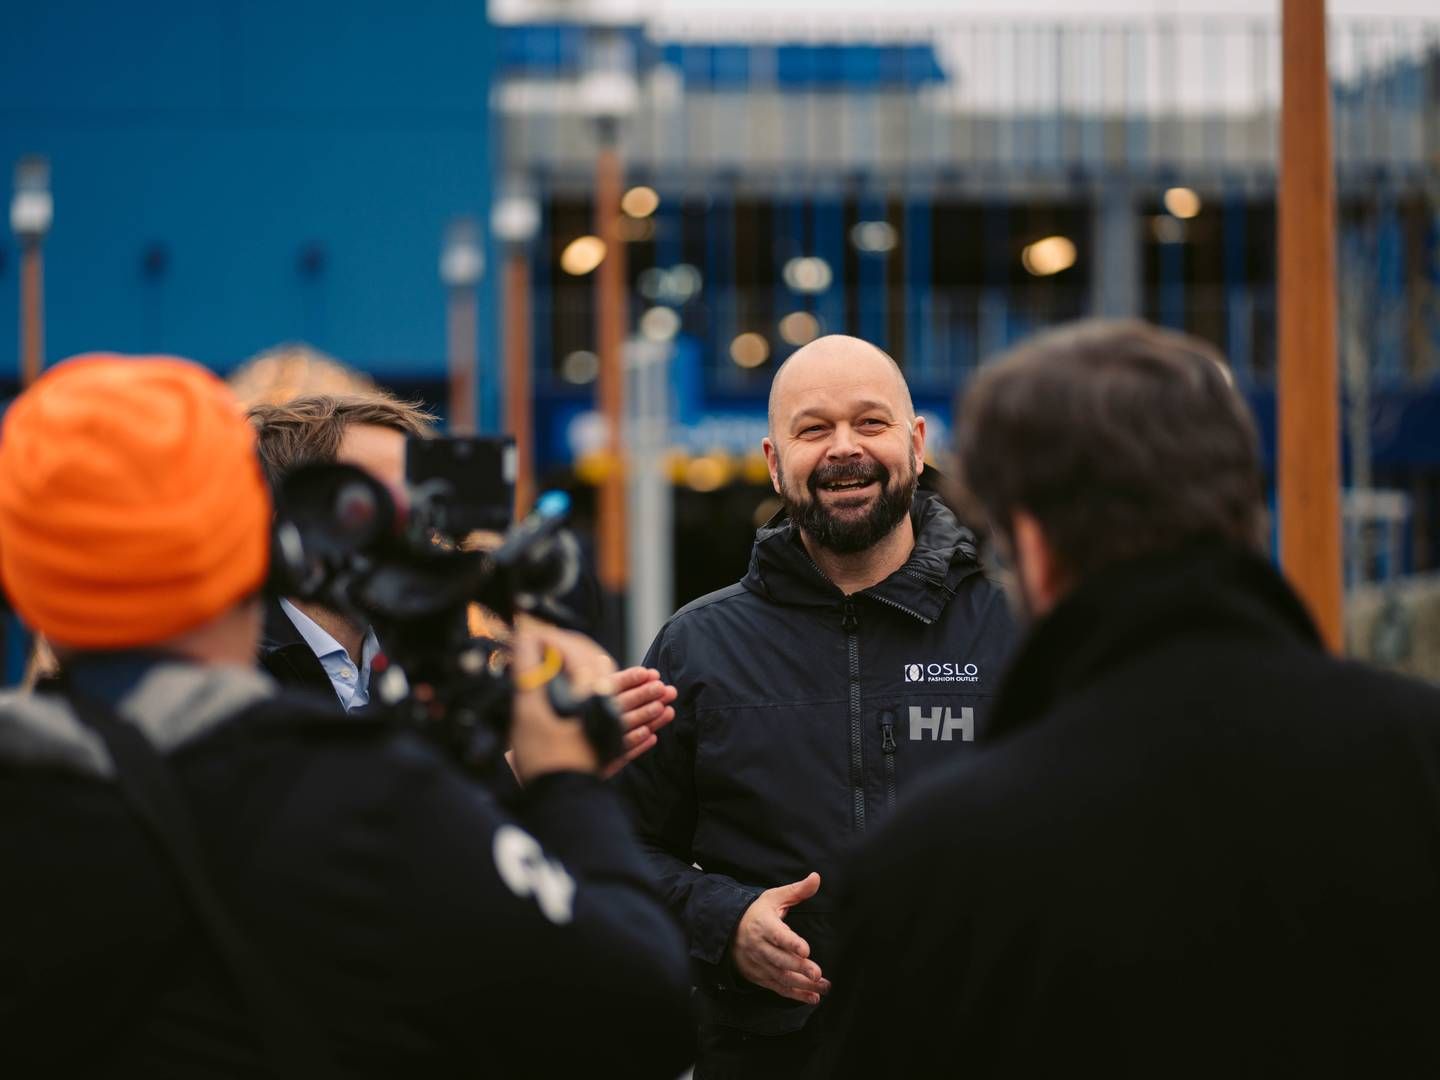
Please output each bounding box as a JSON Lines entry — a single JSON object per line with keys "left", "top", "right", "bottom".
{"left": 256, "top": 596, "right": 343, "bottom": 709}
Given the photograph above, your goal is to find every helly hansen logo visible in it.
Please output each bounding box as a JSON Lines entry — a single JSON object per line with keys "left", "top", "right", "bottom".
{"left": 909, "top": 705, "right": 974, "bottom": 742}
{"left": 903, "top": 662, "right": 980, "bottom": 684}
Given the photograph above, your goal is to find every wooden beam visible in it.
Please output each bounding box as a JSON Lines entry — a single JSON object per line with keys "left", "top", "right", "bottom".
{"left": 1278, "top": 0, "right": 1343, "bottom": 651}
{"left": 20, "top": 242, "right": 43, "bottom": 388}
{"left": 446, "top": 284, "right": 478, "bottom": 436}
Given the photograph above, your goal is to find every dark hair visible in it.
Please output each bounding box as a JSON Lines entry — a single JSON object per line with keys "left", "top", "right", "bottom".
{"left": 956, "top": 318, "right": 1265, "bottom": 580}
{"left": 247, "top": 392, "right": 437, "bottom": 492}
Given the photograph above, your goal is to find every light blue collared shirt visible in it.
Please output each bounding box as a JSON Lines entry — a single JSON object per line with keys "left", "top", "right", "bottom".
{"left": 279, "top": 598, "right": 380, "bottom": 712}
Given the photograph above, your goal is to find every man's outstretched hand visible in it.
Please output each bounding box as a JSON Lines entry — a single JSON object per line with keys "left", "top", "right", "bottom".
{"left": 731, "top": 872, "right": 831, "bottom": 1005}
{"left": 602, "top": 666, "right": 678, "bottom": 779}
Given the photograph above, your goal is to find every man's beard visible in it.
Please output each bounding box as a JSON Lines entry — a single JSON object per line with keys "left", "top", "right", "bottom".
{"left": 778, "top": 452, "right": 918, "bottom": 555}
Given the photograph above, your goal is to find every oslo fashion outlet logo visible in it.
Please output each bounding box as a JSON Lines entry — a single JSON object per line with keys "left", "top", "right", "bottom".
{"left": 903, "top": 661, "right": 981, "bottom": 684}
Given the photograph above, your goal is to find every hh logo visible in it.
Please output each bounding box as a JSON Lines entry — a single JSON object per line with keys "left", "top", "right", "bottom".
{"left": 909, "top": 705, "right": 974, "bottom": 742}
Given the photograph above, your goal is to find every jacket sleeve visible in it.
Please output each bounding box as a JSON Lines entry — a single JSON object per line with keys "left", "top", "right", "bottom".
{"left": 400, "top": 762, "right": 696, "bottom": 1078}
{"left": 612, "top": 625, "right": 764, "bottom": 977}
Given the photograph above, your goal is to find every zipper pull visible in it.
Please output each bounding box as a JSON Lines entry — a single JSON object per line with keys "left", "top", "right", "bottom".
{"left": 881, "top": 715, "right": 896, "bottom": 753}
{"left": 841, "top": 598, "right": 857, "bottom": 633}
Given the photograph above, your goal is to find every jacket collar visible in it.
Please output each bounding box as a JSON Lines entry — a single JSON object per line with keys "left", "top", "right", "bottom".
{"left": 258, "top": 595, "right": 342, "bottom": 704}
{"left": 0, "top": 657, "right": 276, "bottom": 778}
{"left": 261, "top": 594, "right": 308, "bottom": 652}
{"left": 990, "top": 544, "right": 1323, "bottom": 740}
{"left": 741, "top": 490, "right": 981, "bottom": 623}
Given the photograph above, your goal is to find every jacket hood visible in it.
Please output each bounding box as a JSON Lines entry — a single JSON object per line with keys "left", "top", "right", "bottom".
{"left": 741, "top": 489, "right": 981, "bottom": 622}
{"left": 0, "top": 660, "right": 276, "bottom": 778}
{"left": 991, "top": 544, "right": 1323, "bottom": 741}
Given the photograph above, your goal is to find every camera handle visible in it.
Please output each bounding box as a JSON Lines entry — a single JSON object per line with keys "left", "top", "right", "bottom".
{"left": 512, "top": 644, "right": 624, "bottom": 764}
{"left": 546, "top": 670, "right": 625, "bottom": 765}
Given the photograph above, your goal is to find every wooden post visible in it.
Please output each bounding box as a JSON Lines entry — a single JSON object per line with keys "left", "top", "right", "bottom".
{"left": 20, "top": 241, "right": 43, "bottom": 388}
{"left": 594, "top": 135, "right": 628, "bottom": 598}
{"left": 1278, "top": 0, "right": 1343, "bottom": 651}
{"left": 503, "top": 247, "right": 535, "bottom": 518}
{"left": 447, "top": 285, "right": 478, "bottom": 435}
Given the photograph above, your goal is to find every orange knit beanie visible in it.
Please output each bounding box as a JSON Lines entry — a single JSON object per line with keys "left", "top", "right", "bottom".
{"left": 0, "top": 354, "right": 271, "bottom": 649}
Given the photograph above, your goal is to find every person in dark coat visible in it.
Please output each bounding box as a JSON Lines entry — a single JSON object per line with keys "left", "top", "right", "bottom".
{"left": 811, "top": 319, "right": 1440, "bottom": 1078}
{"left": 0, "top": 355, "right": 695, "bottom": 1078}
{"left": 616, "top": 335, "right": 1018, "bottom": 1078}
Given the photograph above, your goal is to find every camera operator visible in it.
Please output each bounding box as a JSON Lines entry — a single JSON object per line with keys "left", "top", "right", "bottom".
{"left": 247, "top": 393, "right": 676, "bottom": 777}
{"left": 0, "top": 355, "right": 696, "bottom": 1077}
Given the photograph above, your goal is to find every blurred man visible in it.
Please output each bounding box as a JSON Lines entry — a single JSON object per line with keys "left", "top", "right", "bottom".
{"left": 617, "top": 335, "right": 1017, "bottom": 1078}
{"left": 812, "top": 320, "right": 1440, "bottom": 1077}
{"left": 248, "top": 392, "right": 435, "bottom": 709}
{"left": 248, "top": 393, "right": 675, "bottom": 771}
{"left": 0, "top": 355, "right": 695, "bottom": 1076}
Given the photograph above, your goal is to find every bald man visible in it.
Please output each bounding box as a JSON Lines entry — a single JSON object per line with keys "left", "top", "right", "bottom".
{"left": 616, "top": 336, "right": 1018, "bottom": 1078}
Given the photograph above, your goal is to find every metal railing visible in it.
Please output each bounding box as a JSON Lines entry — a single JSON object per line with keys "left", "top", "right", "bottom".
{"left": 499, "top": 16, "right": 1440, "bottom": 186}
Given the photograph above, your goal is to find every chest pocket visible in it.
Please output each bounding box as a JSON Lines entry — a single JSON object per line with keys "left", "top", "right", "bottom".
{"left": 877, "top": 691, "right": 992, "bottom": 811}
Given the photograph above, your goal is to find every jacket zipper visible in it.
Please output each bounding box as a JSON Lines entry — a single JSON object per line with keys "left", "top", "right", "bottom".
{"left": 842, "top": 598, "right": 865, "bottom": 833}
{"left": 881, "top": 712, "right": 897, "bottom": 814}
{"left": 869, "top": 591, "right": 933, "bottom": 625}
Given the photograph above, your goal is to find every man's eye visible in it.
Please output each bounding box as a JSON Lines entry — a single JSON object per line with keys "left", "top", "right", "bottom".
{"left": 859, "top": 418, "right": 887, "bottom": 430}
{"left": 799, "top": 425, "right": 825, "bottom": 436}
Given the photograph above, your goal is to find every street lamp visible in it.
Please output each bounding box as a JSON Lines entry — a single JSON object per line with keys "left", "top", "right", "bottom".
{"left": 492, "top": 187, "right": 541, "bottom": 517}
{"left": 579, "top": 28, "right": 640, "bottom": 640}
{"left": 11, "top": 156, "right": 52, "bottom": 388}
{"left": 440, "top": 216, "right": 484, "bottom": 435}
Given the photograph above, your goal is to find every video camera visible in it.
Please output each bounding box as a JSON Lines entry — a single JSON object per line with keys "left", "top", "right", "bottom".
{"left": 268, "top": 436, "right": 622, "bottom": 771}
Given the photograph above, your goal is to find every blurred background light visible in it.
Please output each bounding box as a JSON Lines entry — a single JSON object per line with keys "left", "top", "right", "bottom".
{"left": 491, "top": 192, "right": 540, "bottom": 246}
{"left": 439, "top": 218, "right": 483, "bottom": 287}
{"left": 637, "top": 267, "right": 666, "bottom": 301}
{"left": 620, "top": 216, "right": 656, "bottom": 242}
{"left": 730, "top": 332, "right": 770, "bottom": 368}
{"left": 782, "top": 256, "right": 833, "bottom": 295}
{"left": 561, "top": 349, "right": 599, "bottom": 384}
{"left": 1020, "top": 236, "right": 1077, "bottom": 277}
{"left": 1152, "top": 215, "right": 1186, "bottom": 244}
{"left": 778, "top": 310, "right": 820, "bottom": 346}
{"left": 560, "top": 235, "right": 607, "bottom": 276}
{"left": 667, "top": 263, "right": 702, "bottom": 303}
{"left": 10, "top": 156, "right": 52, "bottom": 240}
{"left": 850, "top": 220, "right": 897, "bottom": 254}
{"left": 685, "top": 454, "right": 732, "bottom": 492}
{"left": 621, "top": 185, "right": 660, "bottom": 219}
{"left": 639, "top": 305, "right": 681, "bottom": 342}
{"left": 639, "top": 263, "right": 703, "bottom": 304}
{"left": 1163, "top": 187, "right": 1202, "bottom": 220}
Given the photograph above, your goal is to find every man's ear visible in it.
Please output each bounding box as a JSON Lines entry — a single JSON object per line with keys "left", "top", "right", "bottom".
{"left": 762, "top": 437, "right": 782, "bottom": 494}
{"left": 1011, "top": 510, "right": 1067, "bottom": 617}
{"left": 911, "top": 416, "right": 926, "bottom": 476}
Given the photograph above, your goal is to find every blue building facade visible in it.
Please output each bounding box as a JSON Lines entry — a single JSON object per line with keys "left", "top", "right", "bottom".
{"left": 1, "top": 1, "right": 499, "bottom": 420}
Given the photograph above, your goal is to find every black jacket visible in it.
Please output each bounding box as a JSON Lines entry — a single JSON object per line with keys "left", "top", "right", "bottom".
{"left": 615, "top": 492, "right": 1018, "bottom": 1035}
{"left": 0, "top": 656, "right": 694, "bottom": 1077}
{"left": 258, "top": 598, "right": 527, "bottom": 801}
{"left": 812, "top": 547, "right": 1440, "bottom": 1077}
{"left": 257, "top": 596, "right": 345, "bottom": 707}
